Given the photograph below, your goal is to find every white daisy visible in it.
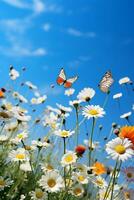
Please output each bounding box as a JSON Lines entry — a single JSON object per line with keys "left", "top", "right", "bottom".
{"left": 91, "top": 176, "right": 107, "bottom": 189}
{"left": 4, "top": 121, "right": 19, "bottom": 133}
{"left": 73, "top": 163, "right": 89, "bottom": 174}
{"left": 82, "top": 105, "right": 105, "bottom": 119}
{"left": 43, "top": 112, "right": 59, "bottom": 129}
{"left": 1, "top": 100, "right": 13, "bottom": 111}
{"left": 20, "top": 162, "right": 32, "bottom": 172}
{"left": 31, "top": 95, "right": 47, "bottom": 105}
{"left": 54, "top": 129, "right": 74, "bottom": 138}
{"left": 12, "top": 92, "right": 28, "bottom": 103}
{"left": 9, "top": 66, "right": 20, "bottom": 80}
{"left": 65, "top": 88, "right": 75, "bottom": 96}
{"left": 29, "top": 188, "right": 47, "bottom": 200}
{"left": 77, "top": 87, "right": 95, "bottom": 102}
{"left": 120, "top": 112, "right": 132, "bottom": 119}
{"left": 113, "top": 93, "right": 123, "bottom": 99}
{"left": 41, "top": 163, "right": 54, "bottom": 173}
{"left": 0, "top": 176, "right": 13, "bottom": 191}
{"left": 11, "top": 106, "right": 31, "bottom": 122}
{"left": 46, "top": 106, "right": 61, "bottom": 115}
{"left": 56, "top": 103, "right": 72, "bottom": 113}
{"left": 72, "top": 172, "right": 88, "bottom": 184}
{"left": 16, "top": 131, "right": 28, "bottom": 142}
{"left": 31, "top": 139, "right": 50, "bottom": 149}
{"left": 61, "top": 151, "right": 77, "bottom": 166}
{"left": 25, "top": 81, "right": 38, "bottom": 90}
{"left": 20, "top": 194, "right": 26, "bottom": 200}
{"left": 69, "top": 100, "right": 82, "bottom": 108}
{"left": 9, "top": 148, "right": 29, "bottom": 162}
{"left": 71, "top": 184, "right": 84, "bottom": 197}
{"left": 106, "top": 138, "right": 134, "bottom": 161}
{"left": 119, "top": 77, "right": 130, "bottom": 85}
{"left": 84, "top": 139, "right": 100, "bottom": 150}
{"left": 39, "top": 171, "right": 64, "bottom": 192}
{"left": 0, "top": 135, "right": 8, "bottom": 143}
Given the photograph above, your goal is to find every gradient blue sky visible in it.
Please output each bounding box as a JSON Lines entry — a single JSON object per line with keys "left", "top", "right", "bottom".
{"left": 0, "top": 0, "right": 134, "bottom": 142}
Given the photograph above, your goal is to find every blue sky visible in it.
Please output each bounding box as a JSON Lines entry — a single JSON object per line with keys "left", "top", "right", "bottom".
{"left": 0, "top": 0, "right": 134, "bottom": 143}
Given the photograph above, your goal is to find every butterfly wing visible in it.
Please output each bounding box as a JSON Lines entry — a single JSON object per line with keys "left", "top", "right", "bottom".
{"left": 99, "top": 71, "right": 114, "bottom": 93}
{"left": 56, "top": 68, "right": 66, "bottom": 85}
{"left": 64, "top": 76, "right": 78, "bottom": 88}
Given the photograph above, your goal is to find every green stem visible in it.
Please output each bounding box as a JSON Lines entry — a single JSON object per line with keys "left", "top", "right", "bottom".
{"left": 35, "top": 148, "right": 41, "bottom": 173}
{"left": 103, "top": 92, "right": 110, "bottom": 108}
{"left": 63, "top": 138, "right": 66, "bottom": 154}
{"left": 88, "top": 117, "right": 95, "bottom": 166}
{"left": 103, "top": 159, "right": 119, "bottom": 200}
{"left": 63, "top": 138, "right": 66, "bottom": 188}
{"left": 110, "top": 159, "right": 119, "bottom": 200}
{"left": 0, "top": 122, "right": 6, "bottom": 134}
{"left": 75, "top": 108, "right": 79, "bottom": 146}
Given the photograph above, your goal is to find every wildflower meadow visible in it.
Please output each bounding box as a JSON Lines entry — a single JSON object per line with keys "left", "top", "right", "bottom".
{"left": 0, "top": 66, "right": 133, "bottom": 200}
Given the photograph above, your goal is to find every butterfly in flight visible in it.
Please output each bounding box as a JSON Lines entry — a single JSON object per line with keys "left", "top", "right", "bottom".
{"left": 98, "top": 71, "right": 114, "bottom": 93}
{"left": 57, "top": 68, "right": 78, "bottom": 88}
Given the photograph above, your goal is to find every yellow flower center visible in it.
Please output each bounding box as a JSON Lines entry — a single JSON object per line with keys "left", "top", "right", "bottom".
{"left": 61, "top": 131, "right": 69, "bottom": 137}
{"left": 16, "top": 153, "right": 25, "bottom": 160}
{"left": 47, "top": 179, "right": 56, "bottom": 188}
{"left": 78, "top": 166, "right": 84, "bottom": 172}
{"left": 88, "top": 109, "right": 98, "bottom": 116}
{"left": 73, "top": 188, "right": 82, "bottom": 196}
{"left": 114, "top": 144, "right": 126, "bottom": 154}
{"left": 0, "top": 179, "right": 5, "bottom": 186}
{"left": 96, "top": 179, "right": 103, "bottom": 186}
{"left": 78, "top": 175, "right": 85, "bottom": 182}
{"left": 35, "top": 191, "right": 44, "bottom": 198}
{"left": 51, "top": 123, "right": 56, "bottom": 129}
{"left": 6, "top": 103, "right": 12, "bottom": 110}
{"left": 17, "top": 134, "right": 23, "bottom": 139}
{"left": 46, "top": 164, "right": 54, "bottom": 171}
{"left": 127, "top": 172, "right": 133, "bottom": 178}
{"left": 64, "top": 154, "right": 74, "bottom": 163}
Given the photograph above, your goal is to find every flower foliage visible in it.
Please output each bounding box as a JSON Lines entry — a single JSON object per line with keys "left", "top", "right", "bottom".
{"left": 0, "top": 66, "right": 134, "bottom": 200}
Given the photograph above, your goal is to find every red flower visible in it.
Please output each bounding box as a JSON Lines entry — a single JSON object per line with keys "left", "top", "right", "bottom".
{"left": 75, "top": 145, "right": 86, "bottom": 156}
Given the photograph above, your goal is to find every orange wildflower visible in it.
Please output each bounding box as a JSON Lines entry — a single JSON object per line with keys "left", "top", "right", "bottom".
{"left": 92, "top": 162, "right": 106, "bottom": 175}
{"left": 119, "top": 126, "right": 134, "bottom": 148}
{"left": 0, "top": 90, "right": 5, "bottom": 98}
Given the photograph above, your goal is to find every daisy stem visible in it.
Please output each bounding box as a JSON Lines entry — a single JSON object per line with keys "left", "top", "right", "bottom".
{"left": 75, "top": 107, "right": 79, "bottom": 146}
{"left": 103, "top": 159, "right": 118, "bottom": 200}
{"left": 103, "top": 92, "right": 110, "bottom": 108}
{"left": 110, "top": 159, "right": 119, "bottom": 200}
{"left": 63, "top": 137, "right": 66, "bottom": 154}
{"left": 0, "top": 121, "right": 6, "bottom": 135}
{"left": 107, "top": 127, "right": 113, "bottom": 141}
{"left": 88, "top": 117, "right": 96, "bottom": 166}
{"left": 117, "top": 99, "right": 121, "bottom": 112}
{"left": 35, "top": 148, "right": 41, "bottom": 173}
{"left": 126, "top": 118, "right": 132, "bottom": 125}
{"left": 63, "top": 137, "right": 66, "bottom": 188}
{"left": 21, "top": 140, "right": 34, "bottom": 174}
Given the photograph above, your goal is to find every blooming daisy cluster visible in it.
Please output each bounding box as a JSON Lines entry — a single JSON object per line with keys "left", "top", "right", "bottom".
{"left": 0, "top": 67, "right": 133, "bottom": 200}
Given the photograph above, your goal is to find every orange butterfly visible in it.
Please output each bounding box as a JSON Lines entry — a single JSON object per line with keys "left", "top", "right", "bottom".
{"left": 57, "top": 68, "right": 78, "bottom": 88}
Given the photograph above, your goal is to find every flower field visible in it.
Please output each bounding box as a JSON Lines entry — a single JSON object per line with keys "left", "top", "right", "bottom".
{"left": 0, "top": 66, "right": 134, "bottom": 200}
